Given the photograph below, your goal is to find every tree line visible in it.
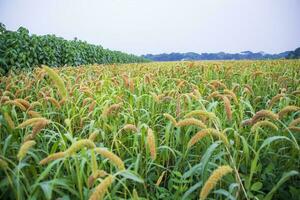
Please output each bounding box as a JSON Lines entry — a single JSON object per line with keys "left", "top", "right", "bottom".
{"left": 286, "top": 47, "right": 300, "bottom": 59}
{"left": 0, "top": 23, "right": 149, "bottom": 74}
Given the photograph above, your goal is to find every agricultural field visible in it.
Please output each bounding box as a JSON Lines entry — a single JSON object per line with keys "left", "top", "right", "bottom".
{"left": 0, "top": 60, "right": 300, "bottom": 200}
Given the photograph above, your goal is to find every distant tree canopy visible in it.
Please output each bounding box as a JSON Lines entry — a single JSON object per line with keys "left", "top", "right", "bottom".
{"left": 286, "top": 47, "right": 300, "bottom": 59}
{"left": 0, "top": 23, "right": 149, "bottom": 73}
{"left": 143, "top": 51, "right": 291, "bottom": 62}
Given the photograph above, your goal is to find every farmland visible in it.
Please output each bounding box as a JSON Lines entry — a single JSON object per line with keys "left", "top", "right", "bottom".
{"left": 0, "top": 60, "right": 300, "bottom": 200}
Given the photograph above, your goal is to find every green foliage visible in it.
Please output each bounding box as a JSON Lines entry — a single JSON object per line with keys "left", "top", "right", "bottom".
{"left": 0, "top": 24, "right": 149, "bottom": 73}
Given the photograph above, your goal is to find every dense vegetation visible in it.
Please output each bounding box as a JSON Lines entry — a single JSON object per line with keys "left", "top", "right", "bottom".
{"left": 142, "top": 51, "right": 291, "bottom": 61}
{"left": 286, "top": 47, "right": 300, "bottom": 59}
{"left": 0, "top": 60, "right": 299, "bottom": 200}
{"left": 0, "top": 23, "right": 148, "bottom": 74}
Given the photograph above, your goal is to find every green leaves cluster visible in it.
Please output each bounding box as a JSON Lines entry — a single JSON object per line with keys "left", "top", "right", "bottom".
{"left": 0, "top": 23, "right": 148, "bottom": 73}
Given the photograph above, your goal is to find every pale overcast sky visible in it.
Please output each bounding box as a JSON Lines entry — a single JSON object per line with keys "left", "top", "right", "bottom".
{"left": 0, "top": 0, "right": 299, "bottom": 55}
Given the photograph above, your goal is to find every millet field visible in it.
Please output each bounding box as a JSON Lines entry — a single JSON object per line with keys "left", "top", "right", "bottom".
{"left": 0, "top": 60, "right": 300, "bottom": 200}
